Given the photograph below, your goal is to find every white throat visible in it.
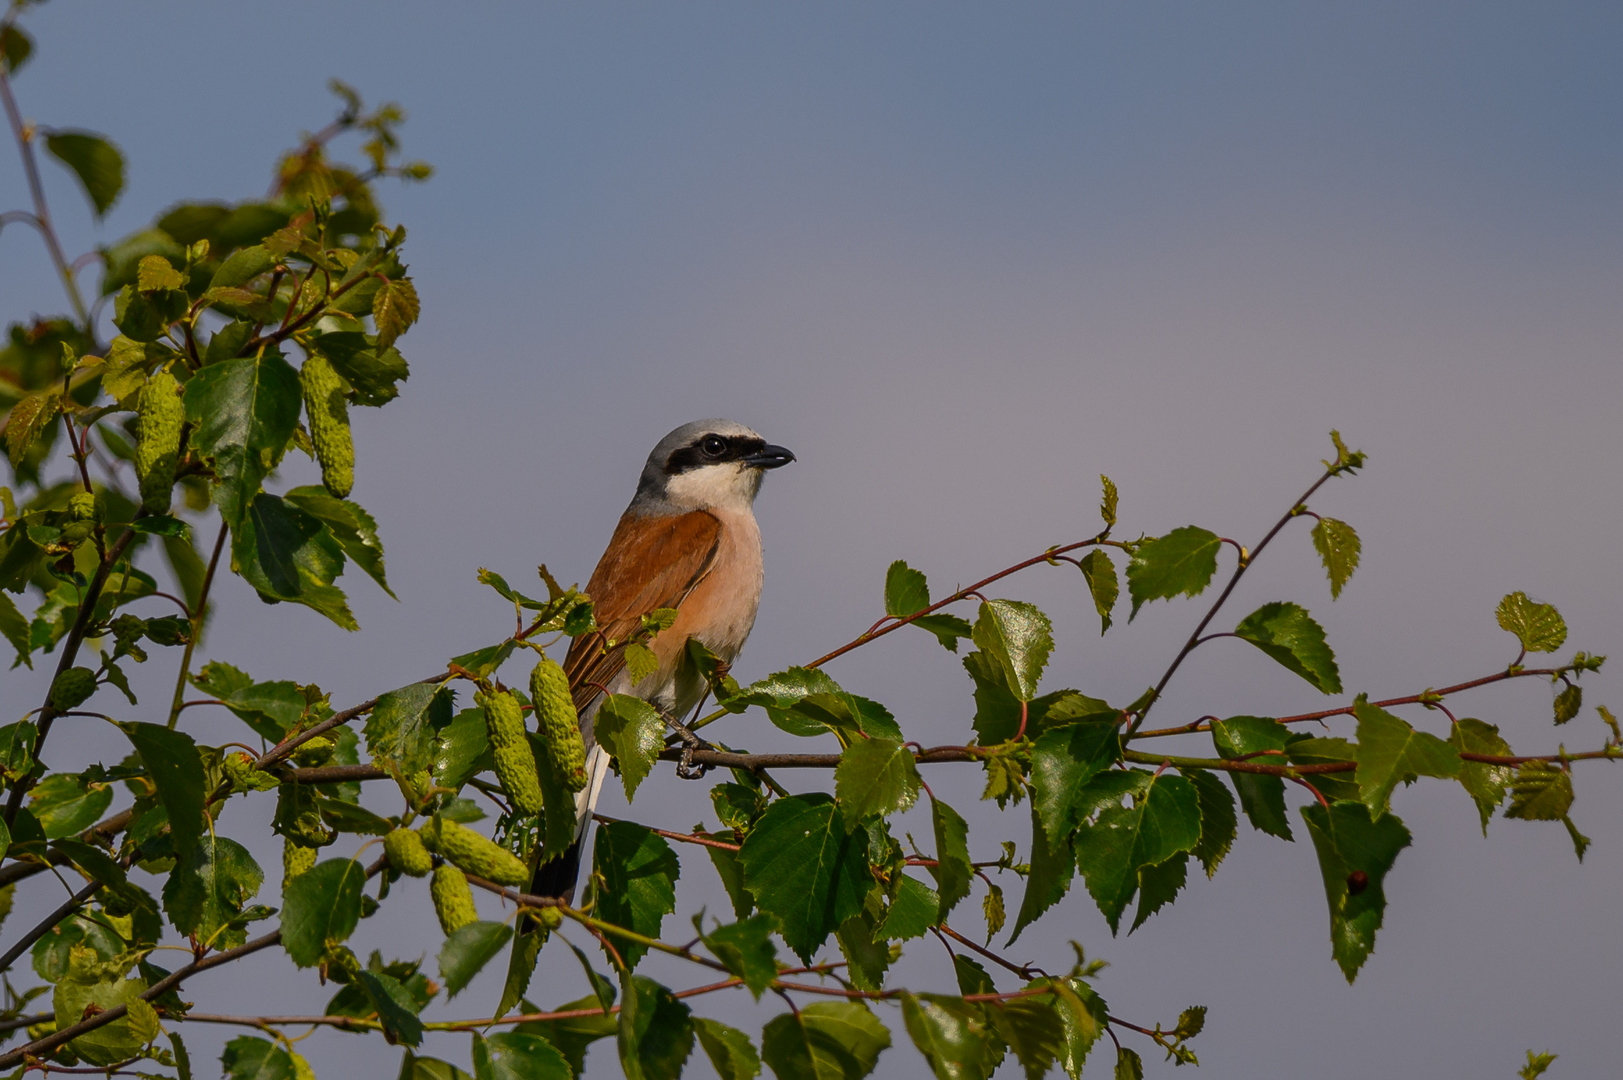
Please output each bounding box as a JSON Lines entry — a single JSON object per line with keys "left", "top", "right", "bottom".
{"left": 658, "top": 462, "right": 765, "bottom": 514}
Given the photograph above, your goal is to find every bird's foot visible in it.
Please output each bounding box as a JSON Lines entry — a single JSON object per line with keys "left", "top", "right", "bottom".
{"left": 661, "top": 710, "right": 714, "bottom": 780}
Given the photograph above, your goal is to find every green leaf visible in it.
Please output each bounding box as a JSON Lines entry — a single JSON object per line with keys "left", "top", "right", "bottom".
{"left": 884, "top": 560, "right": 931, "bottom": 617}
{"left": 1552, "top": 683, "right": 1582, "bottom": 725}
{"left": 1353, "top": 697, "right": 1460, "bottom": 816}
{"left": 1519, "top": 1051, "right": 1559, "bottom": 1080}
{"left": 878, "top": 874, "right": 940, "bottom": 941}
{"left": 1300, "top": 800, "right": 1412, "bottom": 981}
{"left": 762, "top": 1001, "right": 891, "bottom": 1080}
{"left": 1048, "top": 978, "right": 1110, "bottom": 1079}
{"left": 373, "top": 277, "right": 421, "bottom": 348}
{"left": 45, "top": 130, "right": 125, "bottom": 217}
{"left": 1098, "top": 474, "right": 1119, "bottom": 528}
{"left": 835, "top": 737, "right": 920, "bottom": 827}
{"left": 988, "top": 996, "right": 1066, "bottom": 1079}
{"left": 209, "top": 245, "right": 277, "bottom": 290}
{"left": 161, "top": 834, "right": 264, "bottom": 951}
{"left": 1012, "top": 802, "right": 1076, "bottom": 942}
{"left": 705, "top": 833, "right": 755, "bottom": 919}
{"left": 1496, "top": 592, "right": 1567, "bottom": 653}
{"left": 1233, "top": 602, "right": 1342, "bottom": 694}
{"left": 137, "top": 254, "right": 186, "bottom": 292}
{"left": 1129, "top": 852, "right": 1188, "bottom": 932}
{"left": 972, "top": 600, "right": 1053, "bottom": 701}
{"left": 835, "top": 897, "right": 891, "bottom": 991}
{"left": 50, "top": 838, "right": 124, "bottom": 889}
{"left": 280, "top": 857, "right": 365, "bottom": 966}
{"left": 1310, "top": 517, "right": 1361, "bottom": 599}
{"left": 1287, "top": 736, "right": 1361, "bottom": 804}
{"left": 283, "top": 487, "right": 394, "bottom": 598}
{"left": 617, "top": 973, "right": 695, "bottom": 1080}
{"left": 1030, "top": 720, "right": 1119, "bottom": 843}
{"left": 593, "top": 822, "right": 679, "bottom": 970}
{"left": 1077, "top": 550, "right": 1118, "bottom": 634}
{"left": 53, "top": 974, "right": 159, "bottom": 1066}
{"left": 733, "top": 668, "right": 896, "bottom": 740}
{"left": 28, "top": 773, "right": 112, "bottom": 839}
{"left": 232, "top": 493, "right": 357, "bottom": 629}
{"left": 365, "top": 681, "right": 454, "bottom": 776}
{"left": 1115, "top": 1046, "right": 1144, "bottom": 1080}
{"left": 120, "top": 722, "right": 205, "bottom": 860}
{"left": 740, "top": 794, "right": 872, "bottom": 962}
{"left": 0, "top": 24, "right": 33, "bottom": 74}
{"left": 901, "top": 992, "right": 996, "bottom": 1080}
{"left": 438, "top": 920, "right": 513, "bottom": 999}
{"left": 694, "top": 1018, "right": 762, "bottom": 1080}
{"left": 184, "top": 352, "right": 301, "bottom": 527}
{"left": 1184, "top": 768, "right": 1237, "bottom": 877}
{"left": 701, "top": 913, "right": 780, "bottom": 999}
{"left": 1071, "top": 772, "right": 1201, "bottom": 934}
{"left": 222, "top": 1036, "right": 295, "bottom": 1080}
{"left": 595, "top": 694, "right": 665, "bottom": 801}
{"left": 1125, "top": 526, "right": 1221, "bottom": 618}
{"left": 928, "top": 796, "right": 973, "bottom": 921}
{"left": 1504, "top": 762, "right": 1576, "bottom": 821}
{"left": 358, "top": 969, "right": 425, "bottom": 1047}
{"left": 0, "top": 590, "right": 30, "bottom": 667}
{"left": 307, "top": 332, "right": 410, "bottom": 407}
{"left": 1449, "top": 719, "right": 1513, "bottom": 834}
{"left": 399, "top": 1052, "right": 474, "bottom": 1080}
{"left": 193, "top": 662, "right": 305, "bottom": 742}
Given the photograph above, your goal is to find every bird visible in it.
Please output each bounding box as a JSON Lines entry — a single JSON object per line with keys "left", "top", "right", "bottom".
{"left": 529, "top": 418, "right": 794, "bottom": 903}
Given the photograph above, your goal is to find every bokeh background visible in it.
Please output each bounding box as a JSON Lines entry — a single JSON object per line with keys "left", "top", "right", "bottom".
{"left": 5, "top": 2, "right": 1622, "bottom": 1076}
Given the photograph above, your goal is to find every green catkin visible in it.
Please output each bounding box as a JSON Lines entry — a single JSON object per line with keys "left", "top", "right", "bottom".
{"left": 134, "top": 369, "right": 184, "bottom": 513}
{"left": 384, "top": 827, "right": 433, "bottom": 877}
{"left": 478, "top": 689, "right": 543, "bottom": 816}
{"left": 47, "top": 667, "right": 97, "bottom": 711}
{"left": 300, "top": 353, "right": 354, "bottom": 498}
{"left": 417, "top": 815, "right": 528, "bottom": 887}
{"left": 529, "top": 657, "right": 587, "bottom": 791}
{"left": 283, "top": 838, "right": 317, "bottom": 881}
{"left": 430, "top": 864, "right": 477, "bottom": 934}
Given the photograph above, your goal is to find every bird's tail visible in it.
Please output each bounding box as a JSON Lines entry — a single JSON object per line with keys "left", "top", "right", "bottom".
{"left": 526, "top": 740, "right": 612, "bottom": 904}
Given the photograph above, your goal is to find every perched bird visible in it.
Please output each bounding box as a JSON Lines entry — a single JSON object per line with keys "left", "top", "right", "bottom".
{"left": 530, "top": 419, "right": 794, "bottom": 901}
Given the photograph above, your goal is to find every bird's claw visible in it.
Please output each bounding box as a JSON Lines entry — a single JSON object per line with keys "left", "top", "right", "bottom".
{"left": 661, "top": 710, "right": 714, "bottom": 780}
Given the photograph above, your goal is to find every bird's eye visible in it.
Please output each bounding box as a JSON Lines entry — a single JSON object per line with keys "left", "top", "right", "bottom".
{"left": 700, "top": 435, "right": 728, "bottom": 458}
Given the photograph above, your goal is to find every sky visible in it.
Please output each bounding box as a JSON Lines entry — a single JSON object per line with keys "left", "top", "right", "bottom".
{"left": 5, "top": 2, "right": 1623, "bottom": 1077}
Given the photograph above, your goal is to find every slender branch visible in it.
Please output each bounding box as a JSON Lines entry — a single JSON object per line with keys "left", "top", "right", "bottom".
{"left": 0, "top": 64, "right": 90, "bottom": 325}
{"left": 4, "top": 526, "right": 138, "bottom": 825}
{"left": 0, "top": 881, "right": 101, "bottom": 974}
{"left": 1125, "top": 466, "right": 1340, "bottom": 737}
{"left": 0, "top": 807, "right": 136, "bottom": 888}
{"left": 167, "top": 521, "right": 229, "bottom": 729}
{"left": 0, "top": 1012, "right": 51, "bottom": 1035}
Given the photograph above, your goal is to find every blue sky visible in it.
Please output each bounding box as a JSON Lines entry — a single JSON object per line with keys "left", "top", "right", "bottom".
{"left": 5, "top": 3, "right": 1622, "bottom": 1077}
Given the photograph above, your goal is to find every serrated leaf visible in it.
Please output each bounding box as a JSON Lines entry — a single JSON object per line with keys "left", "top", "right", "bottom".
{"left": 835, "top": 737, "right": 920, "bottom": 826}
{"left": 4, "top": 391, "right": 60, "bottom": 467}
{"left": 763, "top": 1001, "right": 891, "bottom": 1080}
{"left": 594, "top": 822, "right": 679, "bottom": 970}
{"left": 884, "top": 560, "right": 930, "bottom": 617}
{"left": 617, "top": 973, "right": 694, "bottom": 1080}
{"left": 928, "top": 796, "right": 972, "bottom": 921}
{"left": 1048, "top": 977, "right": 1109, "bottom": 1079}
{"left": 1449, "top": 719, "right": 1513, "bottom": 834}
{"left": 232, "top": 492, "right": 357, "bottom": 629}
{"left": 1503, "top": 762, "right": 1573, "bottom": 821}
{"left": 283, "top": 487, "right": 394, "bottom": 598}
{"left": 1030, "top": 720, "right": 1119, "bottom": 843}
{"left": 279, "top": 858, "right": 364, "bottom": 967}
{"left": 372, "top": 277, "right": 421, "bottom": 349}
{"left": 1496, "top": 592, "right": 1567, "bottom": 653}
{"left": 471, "top": 1032, "right": 570, "bottom": 1080}
{"left": 1311, "top": 517, "right": 1361, "bottom": 599}
{"left": 1553, "top": 683, "right": 1582, "bottom": 725}
{"left": 184, "top": 351, "right": 301, "bottom": 527}
{"left": 1129, "top": 852, "right": 1187, "bottom": 932}
{"left": 981, "top": 883, "right": 1005, "bottom": 941}
{"left": 438, "top": 920, "right": 512, "bottom": 999}
{"left": 1300, "top": 800, "right": 1411, "bottom": 981}
{"left": 1183, "top": 769, "right": 1237, "bottom": 877}
{"left": 1077, "top": 549, "right": 1117, "bottom": 634}
{"left": 1233, "top": 602, "right": 1342, "bottom": 694}
{"left": 595, "top": 694, "right": 665, "bottom": 800}
{"left": 740, "top": 794, "right": 871, "bottom": 962}
{"left": 28, "top": 773, "right": 112, "bottom": 839}
{"left": 989, "top": 996, "right": 1067, "bottom": 1079}
{"left": 0, "top": 591, "right": 30, "bottom": 667}
{"left": 695, "top": 1018, "right": 762, "bottom": 1080}
{"left": 1353, "top": 697, "right": 1460, "bottom": 815}
{"left": 1012, "top": 802, "right": 1076, "bottom": 942}
{"left": 878, "top": 874, "right": 940, "bottom": 941}
{"left": 364, "top": 681, "right": 454, "bottom": 776}
{"left": 358, "top": 969, "right": 424, "bottom": 1047}
{"left": 972, "top": 600, "right": 1053, "bottom": 702}
{"left": 1115, "top": 1046, "right": 1144, "bottom": 1080}
{"left": 120, "top": 722, "right": 205, "bottom": 860}
{"left": 161, "top": 834, "right": 263, "bottom": 952}
{"left": 1098, "top": 475, "right": 1118, "bottom": 527}
{"left": 1071, "top": 772, "right": 1200, "bottom": 935}
{"left": 137, "top": 254, "right": 185, "bottom": 292}
{"left": 45, "top": 130, "right": 125, "bottom": 217}
{"left": 702, "top": 913, "right": 779, "bottom": 999}
{"left": 901, "top": 992, "right": 995, "bottom": 1080}
{"left": 221, "top": 1035, "right": 295, "bottom": 1080}
{"left": 1126, "top": 526, "right": 1221, "bottom": 618}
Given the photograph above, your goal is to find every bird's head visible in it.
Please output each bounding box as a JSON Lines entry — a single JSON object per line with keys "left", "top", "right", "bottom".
{"left": 633, "top": 419, "right": 795, "bottom": 514}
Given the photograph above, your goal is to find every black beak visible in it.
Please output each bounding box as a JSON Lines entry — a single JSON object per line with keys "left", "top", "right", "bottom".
{"left": 741, "top": 444, "right": 795, "bottom": 470}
